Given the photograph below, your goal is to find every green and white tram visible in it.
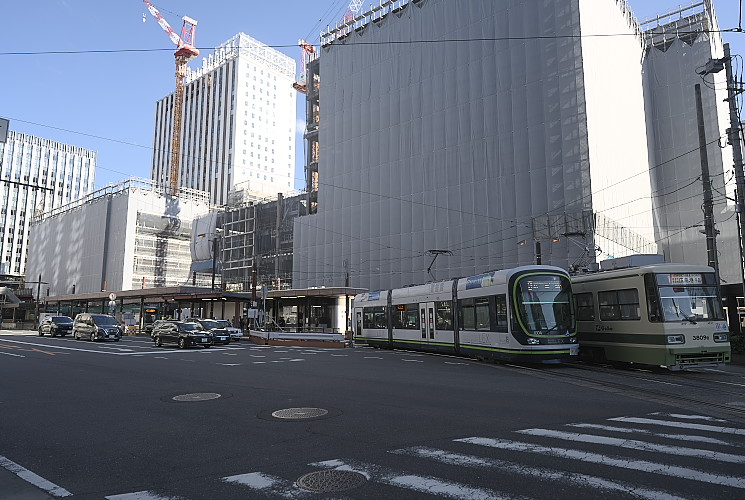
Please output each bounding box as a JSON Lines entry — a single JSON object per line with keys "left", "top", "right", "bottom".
{"left": 572, "top": 263, "right": 731, "bottom": 370}
{"left": 352, "top": 265, "right": 578, "bottom": 364}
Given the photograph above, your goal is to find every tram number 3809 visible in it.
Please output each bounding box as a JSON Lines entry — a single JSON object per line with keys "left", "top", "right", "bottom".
{"left": 692, "top": 335, "right": 710, "bottom": 341}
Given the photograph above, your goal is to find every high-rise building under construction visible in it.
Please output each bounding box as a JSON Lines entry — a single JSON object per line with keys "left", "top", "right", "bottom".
{"left": 151, "top": 33, "right": 297, "bottom": 205}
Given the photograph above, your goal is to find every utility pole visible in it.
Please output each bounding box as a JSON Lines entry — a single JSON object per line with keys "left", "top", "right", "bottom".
{"left": 694, "top": 83, "right": 720, "bottom": 283}
{"left": 723, "top": 44, "right": 745, "bottom": 301}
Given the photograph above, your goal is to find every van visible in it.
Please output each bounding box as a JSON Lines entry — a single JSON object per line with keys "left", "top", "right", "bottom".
{"left": 73, "top": 313, "right": 122, "bottom": 342}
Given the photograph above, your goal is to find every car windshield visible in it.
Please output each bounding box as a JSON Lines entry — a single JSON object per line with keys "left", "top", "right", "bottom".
{"left": 200, "top": 320, "right": 220, "bottom": 329}
{"left": 93, "top": 316, "right": 118, "bottom": 326}
{"left": 514, "top": 274, "right": 573, "bottom": 334}
{"left": 52, "top": 317, "right": 73, "bottom": 324}
{"left": 181, "top": 323, "right": 200, "bottom": 331}
{"left": 215, "top": 320, "right": 231, "bottom": 328}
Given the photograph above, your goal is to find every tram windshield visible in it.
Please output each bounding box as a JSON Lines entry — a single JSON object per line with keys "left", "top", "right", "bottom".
{"left": 656, "top": 273, "right": 724, "bottom": 322}
{"left": 514, "top": 274, "right": 573, "bottom": 334}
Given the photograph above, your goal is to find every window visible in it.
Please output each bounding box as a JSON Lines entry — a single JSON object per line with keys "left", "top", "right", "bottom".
{"left": 598, "top": 289, "right": 640, "bottom": 321}
{"left": 435, "top": 301, "right": 453, "bottom": 330}
{"left": 574, "top": 292, "right": 595, "bottom": 321}
{"left": 460, "top": 297, "right": 490, "bottom": 331}
{"left": 362, "top": 306, "right": 386, "bottom": 329}
{"left": 392, "top": 303, "right": 418, "bottom": 330}
{"left": 495, "top": 294, "right": 508, "bottom": 329}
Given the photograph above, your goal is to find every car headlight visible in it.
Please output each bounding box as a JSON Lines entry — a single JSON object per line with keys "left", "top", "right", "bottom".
{"left": 667, "top": 334, "right": 685, "bottom": 344}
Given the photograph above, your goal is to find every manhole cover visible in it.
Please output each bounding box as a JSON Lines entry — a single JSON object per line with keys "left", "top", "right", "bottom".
{"left": 172, "top": 392, "right": 222, "bottom": 402}
{"left": 296, "top": 470, "right": 367, "bottom": 492}
{"left": 271, "top": 407, "right": 328, "bottom": 419}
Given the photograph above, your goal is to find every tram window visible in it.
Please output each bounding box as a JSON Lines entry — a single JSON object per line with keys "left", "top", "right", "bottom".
{"left": 435, "top": 301, "right": 453, "bottom": 330}
{"left": 574, "top": 292, "right": 595, "bottom": 321}
{"left": 363, "top": 306, "right": 386, "bottom": 329}
{"left": 598, "top": 289, "right": 640, "bottom": 321}
{"left": 495, "top": 294, "right": 508, "bottom": 329}
{"left": 460, "top": 297, "right": 490, "bottom": 331}
{"left": 392, "top": 303, "right": 419, "bottom": 330}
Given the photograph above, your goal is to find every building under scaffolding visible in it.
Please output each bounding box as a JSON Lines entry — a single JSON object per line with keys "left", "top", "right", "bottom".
{"left": 26, "top": 178, "right": 212, "bottom": 296}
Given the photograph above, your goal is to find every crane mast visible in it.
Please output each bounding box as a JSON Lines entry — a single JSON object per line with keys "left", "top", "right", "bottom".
{"left": 143, "top": 0, "right": 199, "bottom": 195}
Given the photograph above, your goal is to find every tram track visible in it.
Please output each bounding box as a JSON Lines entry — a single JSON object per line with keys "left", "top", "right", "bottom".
{"left": 507, "top": 362, "right": 745, "bottom": 419}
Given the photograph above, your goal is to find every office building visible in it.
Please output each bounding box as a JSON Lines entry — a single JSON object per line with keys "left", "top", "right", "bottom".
{"left": 0, "top": 131, "right": 96, "bottom": 277}
{"left": 151, "top": 33, "right": 297, "bottom": 205}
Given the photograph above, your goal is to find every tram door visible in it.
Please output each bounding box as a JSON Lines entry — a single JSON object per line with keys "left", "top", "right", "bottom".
{"left": 355, "top": 311, "right": 362, "bottom": 338}
{"left": 419, "top": 302, "right": 436, "bottom": 341}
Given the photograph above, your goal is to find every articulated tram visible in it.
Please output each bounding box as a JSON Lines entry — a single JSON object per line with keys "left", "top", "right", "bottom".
{"left": 352, "top": 266, "right": 578, "bottom": 364}
{"left": 572, "top": 263, "right": 731, "bottom": 370}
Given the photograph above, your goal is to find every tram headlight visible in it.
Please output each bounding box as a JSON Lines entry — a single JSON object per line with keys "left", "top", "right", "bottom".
{"left": 713, "top": 333, "right": 729, "bottom": 343}
{"left": 527, "top": 338, "right": 540, "bottom": 345}
{"left": 666, "top": 334, "right": 685, "bottom": 344}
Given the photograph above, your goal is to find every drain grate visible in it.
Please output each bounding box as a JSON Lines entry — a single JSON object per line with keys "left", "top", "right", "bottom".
{"left": 172, "top": 392, "right": 222, "bottom": 402}
{"left": 271, "top": 407, "right": 328, "bottom": 419}
{"left": 296, "top": 470, "right": 367, "bottom": 492}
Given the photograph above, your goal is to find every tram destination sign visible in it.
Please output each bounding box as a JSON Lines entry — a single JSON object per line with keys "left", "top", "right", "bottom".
{"left": 668, "top": 273, "right": 703, "bottom": 285}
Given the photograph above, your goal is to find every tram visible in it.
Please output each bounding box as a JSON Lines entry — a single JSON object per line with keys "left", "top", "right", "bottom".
{"left": 352, "top": 265, "right": 578, "bottom": 364}
{"left": 571, "top": 261, "right": 731, "bottom": 370}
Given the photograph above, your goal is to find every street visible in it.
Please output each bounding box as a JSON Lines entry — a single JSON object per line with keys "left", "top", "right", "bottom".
{"left": 1, "top": 330, "right": 744, "bottom": 499}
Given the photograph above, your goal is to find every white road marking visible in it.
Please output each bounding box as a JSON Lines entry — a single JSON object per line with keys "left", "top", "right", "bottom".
{"left": 402, "top": 359, "right": 423, "bottom": 363}
{"left": 456, "top": 437, "right": 745, "bottom": 489}
{"left": 105, "top": 491, "right": 179, "bottom": 499}
{"left": 609, "top": 417, "right": 745, "bottom": 435}
{"left": 253, "top": 361, "right": 267, "bottom": 364}
{"left": 330, "top": 354, "right": 348, "bottom": 357}
{"left": 567, "top": 423, "right": 735, "bottom": 446}
{"left": 0, "top": 351, "right": 24, "bottom": 357}
{"left": 364, "top": 356, "right": 383, "bottom": 359}
{"left": 649, "top": 413, "right": 728, "bottom": 422}
{"left": 250, "top": 355, "right": 266, "bottom": 358}
{"left": 393, "top": 446, "right": 686, "bottom": 500}
{"left": 0, "top": 455, "right": 72, "bottom": 497}
{"left": 516, "top": 428, "right": 745, "bottom": 463}
{"left": 444, "top": 361, "right": 467, "bottom": 365}
{"left": 222, "top": 472, "right": 313, "bottom": 498}
{"left": 312, "top": 458, "right": 508, "bottom": 499}
{"left": 219, "top": 363, "right": 242, "bottom": 366}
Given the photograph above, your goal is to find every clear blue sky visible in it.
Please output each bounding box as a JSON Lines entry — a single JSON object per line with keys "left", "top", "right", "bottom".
{"left": 1, "top": 0, "right": 742, "bottom": 190}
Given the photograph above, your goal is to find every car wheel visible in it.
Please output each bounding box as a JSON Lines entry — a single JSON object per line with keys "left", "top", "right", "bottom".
{"left": 38, "top": 328, "right": 44, "bottom": 336}
{"left": 155, "top": 336, "right": 163, "bottom": 347}
{"left": 178, "top": 338, "right": 186, "bottom": 349}
{"left": 203, "top": 345, "right": 210, "bottom": 349}
{"left": 90, "top": 332, "right": 96, "bottom": 342}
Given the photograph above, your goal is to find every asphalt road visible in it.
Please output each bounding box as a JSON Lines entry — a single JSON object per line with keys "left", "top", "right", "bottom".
{"left": 1, "top": 330, "right": 744, "bottom": 499}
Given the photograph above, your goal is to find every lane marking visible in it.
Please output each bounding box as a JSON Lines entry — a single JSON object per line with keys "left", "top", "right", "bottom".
{"left": 392, "top": 446, "right": 685, "bottom": 500}
{"left": 0, "top": 455, "right": 72, "bottom": 497}
{"left": 0, "top": 351, "right": 24, "bottom": 357}
{"left": 516, "top": 428, "right": 745, "bottom": 463}
{"left": 105, "top": 491, "right": 178, "bottom": 499}
{"left": 567, "top": 423, "right": 736, "bottom": 446}
{"left": 402, "top": 359, "right": 423, "bottom": 363}
{"left": 650, "top": 413, "right": 728, "bottom": 422}
{"left": 456, "top": 437, "right": 745, "bottom": 489}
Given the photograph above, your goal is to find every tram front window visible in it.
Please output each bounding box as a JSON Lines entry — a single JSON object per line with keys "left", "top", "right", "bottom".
{"left": 515, "top": 274, "right": 573, "bottom": 334}
{"left": 656, "top": 273, "right": 724, "bottom": 322}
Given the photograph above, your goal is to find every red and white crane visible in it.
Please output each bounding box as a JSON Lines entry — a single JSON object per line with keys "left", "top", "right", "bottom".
{"left": 143, "top": 0, "right": 199, "bottom": 195}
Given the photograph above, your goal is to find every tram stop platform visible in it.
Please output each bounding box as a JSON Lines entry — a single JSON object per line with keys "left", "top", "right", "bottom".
{"left": 248, "top": 329, "right": 347, "bottom": 348}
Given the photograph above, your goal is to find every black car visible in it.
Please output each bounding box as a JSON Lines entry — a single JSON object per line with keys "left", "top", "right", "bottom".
{"left": 38, "top": 316, "right": 74, "bottom": 337}
{"left": 146, "top": 320, "right": 169, "bottom": 339}
{"left": 152, "top": 320, "right": 213, "bottom": 349}
{"left": 186, "top": 318, "right": 231, "bottom": 345}
{"left": 73, "top": 313, "right": 122, "bottom": 342}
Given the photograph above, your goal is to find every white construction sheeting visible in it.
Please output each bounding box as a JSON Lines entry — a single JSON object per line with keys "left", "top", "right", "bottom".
{"left": 294, "top": 0, "right": 657, "bottom": 291}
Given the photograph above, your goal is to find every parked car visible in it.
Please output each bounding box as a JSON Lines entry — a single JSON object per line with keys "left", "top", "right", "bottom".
{"left": 214, "top": 319, "right": 243, "bottom": 341}
{"left": 73, "top": 313, "right": 122, "bottom": 342}
{"left": 152, "top": 320, "right": 213, "bottom": 349}
{"left": 186, "top": 318, "right": 231, "bottom": 345}
{"left": 38, "top": 316, "right": 74, "bottom": 337}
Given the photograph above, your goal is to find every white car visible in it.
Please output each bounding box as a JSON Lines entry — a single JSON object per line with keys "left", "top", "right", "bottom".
{"left": 215, "top": 319, "right": 243, "bottom": 341}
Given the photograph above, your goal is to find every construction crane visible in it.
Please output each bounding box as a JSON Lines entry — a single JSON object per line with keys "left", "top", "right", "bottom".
{"left": 292, "top": 40, "right": 317, "bottom": 94}
{"left": 342, "top": 0, "right": 365, "bottom": 22}
{"left": 143, "top": 0, "right": 199, "bottom": 195}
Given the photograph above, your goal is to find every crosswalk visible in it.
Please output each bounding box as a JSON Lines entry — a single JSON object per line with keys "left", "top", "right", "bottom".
{"left": 104, "top": 412, "right": 745, "bottom": 499}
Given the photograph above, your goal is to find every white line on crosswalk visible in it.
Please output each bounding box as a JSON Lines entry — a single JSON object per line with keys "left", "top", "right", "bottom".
{"left": 516, "top": 428, "right": 745, "bottom": 463}
{"left": 456, "top": 437, "right": 745, "bottom": 489}
{"left": 222, "top": 472, "right": 314, "bottom": 498}
{"left": 311, "top": 458, "right": 510, "bottom": 500}
{"left": 105, "top": 491, "right": 178, "bottom": 500}
{"left": 0, "top": 455, "right": 72, "bottom": 497}
{"left": 566, "top": 423, "right": 736, "bottom": 446}
{"left": 609, "top": 417, "right": 745, "bottom": 436}
{"left": 651, "top": 413, "right": 728, "bottom": 422}
{"left": 392, "top": 446, "right": 686, "bottom": 500}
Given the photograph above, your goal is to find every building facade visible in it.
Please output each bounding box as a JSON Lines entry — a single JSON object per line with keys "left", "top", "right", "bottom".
{"left": 151, "top": 33, "right": 297, "bottom": 205}
{"left": 26, "top": 178, "right": 211, "bottom": 296}
{"left": 0, "top": 131, "right": 96, "bottom": 277}
{"left": 293, "top": 0, "right": 660, "bottom": 291}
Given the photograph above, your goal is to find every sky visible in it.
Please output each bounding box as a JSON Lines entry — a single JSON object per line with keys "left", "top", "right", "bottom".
{"left": 1, "top": 0, "right": 743, "bottom": 192}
